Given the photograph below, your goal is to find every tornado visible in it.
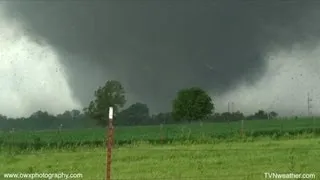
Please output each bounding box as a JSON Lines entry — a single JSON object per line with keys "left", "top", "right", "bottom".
{"left": 1, "top": 1, "right": 320, "bottom": 116}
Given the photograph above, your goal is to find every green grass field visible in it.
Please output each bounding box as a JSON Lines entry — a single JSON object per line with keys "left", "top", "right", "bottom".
{"left": 1, "top": 138, "right": 320, "bottom": 180}
{"left": 1, "top": 118, "right": 320, "bottom": 179}
{"left": 1, "top": 118, "right": 320, "bottom": 150}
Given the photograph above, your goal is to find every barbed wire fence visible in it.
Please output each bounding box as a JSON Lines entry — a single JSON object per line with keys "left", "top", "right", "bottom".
{"left": 104, "top": 107, "right": 319, "bottom": 180}
{"left": 1, "top": 109, "right": 320, "bottom": 180}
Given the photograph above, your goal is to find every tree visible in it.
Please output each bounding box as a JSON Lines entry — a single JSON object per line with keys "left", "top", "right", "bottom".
{"left": 57, "top": 110, "right": 72, "bottom": 119}
{"left": 83, "top": 80, "right": 126, "bottom": 126}
{"left": 0, "top": 114, "right": 7, "bottom": 121}
{"left": 172, "top": 87, "right": 214, "bottom": 122}
{"left": 152, "top": 112, "right": 174, "bottom": 124}
{"left": 28, "top": 110, "right": 57, "bottom": 129}
{"left": 221, "top": 112, "right": 232, "bottom": 121}
{"left": 117, "top": 102, "right": 150, "bottom": 125}
{"left": 232, "top": 111, "right": 245, "bottom": 121}
{"left": 268, "top": 111, "right": 278, "bottom": 119}
{"left": 254, "top": 110, "right": 268, "bottom": 119}
{"left": 70, "top": 109, "right": 81, "bottom": 118}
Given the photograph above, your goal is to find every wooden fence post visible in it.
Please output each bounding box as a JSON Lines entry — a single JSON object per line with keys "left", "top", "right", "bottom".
{"left": 160, "top": 124, "right": 163, "bottom": 144}
{"left": 106, "top": 107, "right": 114, "bottom": 180}
{"left": 241, "top": 119, "right": 244, "bottom": 137}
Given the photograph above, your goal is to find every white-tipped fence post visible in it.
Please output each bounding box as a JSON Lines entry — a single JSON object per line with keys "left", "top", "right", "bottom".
{"left": 106, "top": 107, "right": 114, "bottom": 180}
{"left": 59, "top": 124, "right": 63, "bottom": 132}
{"left": 160, "top": 124, "right": 163, "bottom": 144}
{"left": 241, "top": 119, "right": 244, "bottom": 137}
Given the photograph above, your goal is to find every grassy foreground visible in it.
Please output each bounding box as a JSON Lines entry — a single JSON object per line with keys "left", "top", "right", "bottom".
{"left": 1, "top": 138, "right": 320, "bottom": 180}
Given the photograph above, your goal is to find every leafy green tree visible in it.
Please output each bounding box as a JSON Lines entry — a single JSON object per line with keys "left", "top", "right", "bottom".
{"left": 172, "top": 87, "right": 214, "bottom": 122}
{"left": 152, "top": 112, "right": 174, "bottom": 124}
{"left": 117, "top": 102, "right": 150, "bottom": 125}
{"left": 0, "top": 114, "right": 7, "bottom": 121}
{"left": 254, "top": 110, "right": 268, "bottom": 119}
{"left": 28, "top": 110, "right": 56, "bottom": 129}
{"left": 221, "top": 112, "right": 232, "bottom": 121}
{"left": 268, "top": 111, "right": 278, "bottom": 119}
{"left": 83, "top": 80, "right": 126, "bottom": 126}
{"left": 57, "top": 110, "right": 72, "bottom": 119}
{"left": 232, "top": 111, "right": 245, "bottom": 121}
{"left": 70, "top": 109, "right": 81, "bottom": 118}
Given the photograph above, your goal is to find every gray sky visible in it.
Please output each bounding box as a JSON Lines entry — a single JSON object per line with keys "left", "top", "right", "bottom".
{"left": 1, "top": 1, "right": 320, "bottom": 117}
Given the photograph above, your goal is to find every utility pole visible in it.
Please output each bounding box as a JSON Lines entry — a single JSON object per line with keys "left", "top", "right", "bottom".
{"left": 228, "top": 101, "right": 234, "bottom": 113}
{"left": 231, "top": 102, "right": 234, "bottom": 113}
{"left": 307, "top": 92, "right": 316, "bottom": 133}
{"left": 307, "top": 92, "right": 312, "bottom": 117}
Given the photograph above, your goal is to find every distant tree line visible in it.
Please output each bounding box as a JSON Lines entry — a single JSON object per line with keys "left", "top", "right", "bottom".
{"left": 0, "top": 109, "right": 278, "bottom": 131}
{"left": 0, "top": 80, "right": 278, "bottom": 131}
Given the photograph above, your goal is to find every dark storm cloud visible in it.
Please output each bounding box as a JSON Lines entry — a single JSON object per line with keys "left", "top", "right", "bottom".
{"left": 3, "top": 1, "right": 320, "bottom": 112}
